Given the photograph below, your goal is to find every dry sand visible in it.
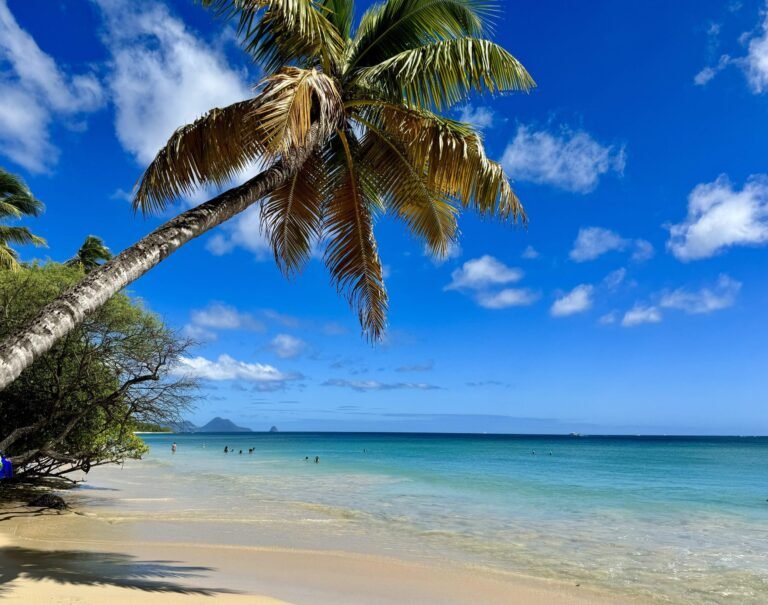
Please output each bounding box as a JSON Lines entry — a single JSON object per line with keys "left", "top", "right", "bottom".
{"left": 0, "top": 500, "right": 648, "bottom": 605}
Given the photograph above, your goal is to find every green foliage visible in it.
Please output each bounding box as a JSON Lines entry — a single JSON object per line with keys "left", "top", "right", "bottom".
{"left": 0, "top": 167, "right": 46, "bottom": 271}
{"left": 0, "top": 263, "right": 193, "bottom": 480}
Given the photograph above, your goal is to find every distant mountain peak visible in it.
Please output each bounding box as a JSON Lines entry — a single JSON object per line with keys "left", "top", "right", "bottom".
{"left": 198, "top": 417, "right": 252, "bottom": 433}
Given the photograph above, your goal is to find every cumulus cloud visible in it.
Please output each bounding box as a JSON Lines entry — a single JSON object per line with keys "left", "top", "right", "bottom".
{"left": 501, "top": 125, "right": 625, "bottom": 193}
{"left": 659, "top": 274, "right": 741, "bottom": 314}
{"left": 570, "top": 227, "right": 628, "bottom": 261}
{"left": 602, "top": 268, "right": 627, "bottom": 289}
{"left": 445, "top": 255, "right": 522, "bottom": 290}
{"left": 0, "top": 1, "right": 104, "bottom": 171}
{"left": 599, "top": 311, "right": 618, "bottom": 325}
{"left": 745, "top": 6, "right": 768, "bottom": 93}
{"left": 424, "top": 240, "right": 462, "bottom": 265}
{"left": 187, "top": 302, "right": 265, "bottom": 334}
{"left": 667, "top": 175, "right": 768, "bottom": 260}
{"left": 621, "top": 305, "right": 662, "bottom": 327}
{"left": 457, "top": 104, "right": 494, "bottom": 129}
{"left": 476, "top": 288, "right": 540, "bottom": 309}
{"left": 269, "top": 334, "right": 306, "bottom": 359}
{"left": 570, "top": 227, "right": 654, "bottom": 262}
{"left": 322, "top": 379, "right": 439, "bottom": 392}
{"left": 173, "top": 354, "right": 298, "bottom": 388}
{"left": 521, "top": 245, "right": 540, "bottom": 259}
{"left": 550, "top": 284, "right": 594, "bottom": 317}
{"left": 93, "top": 0, "right": 251, "bottom": 165}
{"left": 205, "top": 205, "right": 272, "bottom": 258}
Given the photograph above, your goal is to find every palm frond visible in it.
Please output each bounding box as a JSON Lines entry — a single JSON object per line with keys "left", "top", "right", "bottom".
{"left": 260, "top": 150, "right": 326, "bottom": 274}
{"left": 0, "top": 168, "right": 44, "bottom": 219}
{"left": 321, "top": 0, "right": 354, "bottom": 39}
{"left": 134, "top": 100, "right": 264, "bottom": 214}
{"left": 349, "top": 0, "right": 493, "bottom": 71}
{"left": 0, "top": 226, "right": 47, "bottom": 248}
{"left": 354, "top": 115, "right": 458, "bottom": 256}
{"left": 351, "top": 101, "right": 524, "bottom": 221}
{"left": 253, "top": 67, "right": 343, "bottom": 157}
{"left": 202, "top": 0, "right": 344, "bottom": 73}
{"left": 66, "top": 235, "right": 112, "bottom": 272}
{"left": 323, "top": 130, "right": 388, "bottom": 341}
{"left": 0, "top": 245, "right": 20, "bottom": 272}
{"left": 355, "top": 37, "right": 535, "bottom": 110}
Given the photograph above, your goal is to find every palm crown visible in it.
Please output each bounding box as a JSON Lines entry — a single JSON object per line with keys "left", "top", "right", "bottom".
{"left": 0, "top": 168, "right": 46, "bottom": 271}
{"left": 134, "top": 0, "right": 535, "bottom": 340}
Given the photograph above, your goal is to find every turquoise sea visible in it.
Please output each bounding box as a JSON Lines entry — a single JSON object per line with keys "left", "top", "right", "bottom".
{"left": 95, "top": 433, "right": 768, "bottom": 605}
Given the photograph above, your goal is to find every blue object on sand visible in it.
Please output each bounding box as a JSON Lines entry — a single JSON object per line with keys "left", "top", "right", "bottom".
{"left": 0, "top": 454, "right": 13, "bottom": 480}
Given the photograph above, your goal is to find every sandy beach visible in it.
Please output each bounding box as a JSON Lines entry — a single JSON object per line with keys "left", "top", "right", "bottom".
{"left": 0, "top": 494, "right": 646, "bottom": 605}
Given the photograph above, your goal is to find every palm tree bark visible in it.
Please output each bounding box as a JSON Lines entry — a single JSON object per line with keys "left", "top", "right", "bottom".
{"left": 0, "top": 138, "right": 317, "bottom": 392}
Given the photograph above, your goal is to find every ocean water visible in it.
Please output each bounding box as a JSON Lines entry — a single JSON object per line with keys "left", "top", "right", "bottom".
{"left": 86, "top": 433, "right": 768, "bottom": 604}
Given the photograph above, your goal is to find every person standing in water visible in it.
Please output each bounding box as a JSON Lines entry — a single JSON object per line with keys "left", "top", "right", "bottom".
{"left": 171, "top": 442, "right": 177, "bottom": 454}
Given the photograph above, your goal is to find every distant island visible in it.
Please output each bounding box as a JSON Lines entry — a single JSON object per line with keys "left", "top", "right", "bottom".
{"left": 269, "top": 426, "right": 279, "bottom": 433}
{"left": 169, "top": 417, "right": 253, "bottom": 433}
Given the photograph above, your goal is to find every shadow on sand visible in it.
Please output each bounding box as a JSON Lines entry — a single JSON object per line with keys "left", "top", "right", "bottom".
{"left": 0, "top": 546, "right": 240, "bottom": 596}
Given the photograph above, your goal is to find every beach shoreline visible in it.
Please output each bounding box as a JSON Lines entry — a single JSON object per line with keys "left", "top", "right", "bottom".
{"left": 0, "top": 485, "right": 649, "bottom": 605}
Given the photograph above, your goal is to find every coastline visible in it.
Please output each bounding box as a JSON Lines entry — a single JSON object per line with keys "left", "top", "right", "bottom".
{"left": 0, "top": 488, "right": 649, "bottom": 605}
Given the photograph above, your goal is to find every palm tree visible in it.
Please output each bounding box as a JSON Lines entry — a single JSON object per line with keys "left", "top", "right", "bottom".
{"left": 66, "top": 235, "right": 112, "bottom": 272}
{"left": 0, "top": 0, "right": 535, "bottom": 390}
{"left": 0, "top": 168, "right": 46, "bottom": 271}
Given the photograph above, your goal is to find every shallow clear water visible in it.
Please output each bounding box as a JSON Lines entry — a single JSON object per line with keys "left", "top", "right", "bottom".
{"left": 89, "top": 433, "right": 768, "bottom": 605}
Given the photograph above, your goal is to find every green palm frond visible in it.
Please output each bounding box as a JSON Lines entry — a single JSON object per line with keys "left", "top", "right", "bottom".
{"left": 349, "top": 0, "right": 493, "bottom": 71}
{"left": 0, "top": 168, "right": 44, "bottom": 219}
{"left": 351, "top": 101, "right": 524, "bottom": 221}
{"left": 355, "top": 37, "right": 535, "bottom": 110}
{"left": 354, "top": 115, "right": 458, "bottom": 256}
{"left": 202, "top": 0, "right": 344, "bottom": 72}
{"left": 323, "top": 131, "right": 388, "bottom": 341}
{"left": 0, "top": 244, "right": 19, "bottom": 271}
{"left": 261, "top": 150, "right": 326, "bottom": 274}
{"left": 66, "top": 235, "right": 112, "bottom": 272}
{"left": 0, "top": 226, "right": 47, "bottom": 248}
{"left": 134, "top": 100, "right": 265, "bottom": 213}
{"left": 253, "top": 67, "right": 344, "bottom": 157}
{"left": 321, "top": 0, "right": 354, "bottom": 39}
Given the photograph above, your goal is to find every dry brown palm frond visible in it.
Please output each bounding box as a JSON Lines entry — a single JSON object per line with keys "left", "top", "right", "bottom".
{"left": 254, "top": 67, "right": 344, "bottom": 158}
{"left": 134, "top": 99, "right": 265, "bottom": 214}
{"left": 323, "top": 130, "right": 388, "bottom": 341}
{"left": 260, "top": 150, "right": 326, "bottom": 274}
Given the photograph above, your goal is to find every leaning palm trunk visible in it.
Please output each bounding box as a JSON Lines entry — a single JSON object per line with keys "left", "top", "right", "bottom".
{"left": 0, "top": 148, "right": 310, "bottom": 391}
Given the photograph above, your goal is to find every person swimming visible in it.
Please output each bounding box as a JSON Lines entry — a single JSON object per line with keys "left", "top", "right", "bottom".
{"left": 315, "top": 456, "right": 319, "bottom": 464}
{"left": 171, "top": 442, "right": 177, "bottom": 454}
{"left": 224, "top": 446, "right": 229, "bottom": 453}
{"left": 239, "top": 450, "right": 243, "bottom": 454}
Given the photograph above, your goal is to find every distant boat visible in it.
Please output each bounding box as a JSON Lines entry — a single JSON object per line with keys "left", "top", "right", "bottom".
{"left": 569, "top": 432, "right": 582, "bottom": 437}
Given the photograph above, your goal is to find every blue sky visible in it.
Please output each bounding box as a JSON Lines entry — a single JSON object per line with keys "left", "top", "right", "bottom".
{"left": 2, "top": 0, "right": 767, "bottom": 434}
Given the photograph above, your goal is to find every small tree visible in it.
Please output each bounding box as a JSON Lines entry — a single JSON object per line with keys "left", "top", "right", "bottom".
{"left": 0, "top": 263, "right": 195, "bottom": 482}
{"left": 0, "top": 167, "right": 46, "bottom": 271}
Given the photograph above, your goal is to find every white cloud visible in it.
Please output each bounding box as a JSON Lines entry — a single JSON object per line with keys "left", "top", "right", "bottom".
{"left": 746, "top": 6, "right": 768, "bottom": 93}
{"left": 603, "top": 268, "right": 627, "bottom": 289}
{"left": 659, "top": 274, "right": 741, "bottom": 314}
{"left": 550, "top": 284, "right": 594, "bottom": 317}
{"left": 621, "top": 305, "right": 662, "bottom": 327}
{"left": 667, "top": 175, "right": 768, "bottom": 260}
{"left": 93, "top": 0, "right": 251, "bottom": 165}
{"left": 694, "top": 54, "right": 732, "bottom": 86}
{"left": 0, "top": 1, "right": 104, "bottom": 171}
{"left": 181, "top": 324, "right": 217, "bottom": 341}
{"left": 269, "top": 334, "right": 306, "bottom": 359}
{"left": 457, "top": 104, "right": 494, "bottom": 129}
{"left": 445, "top": 255, "right": 522, "bottom": 290}
{"left": 205, "top": 205, "right": 272, "bottom": 258}
{"left": 322, "top": 379, "right": 439, "bottom": 392}
{"left": 570, "top": 227, "right": 628, "bottom": 261}
{"left": 521, "top": 245, "right": 540, "bottom": 259}
{"left": 476, "top": 288, "right": 540, "bottom": 309}
{"left": 599, "top": 311, "right": 617, "bottom": 325}
{"left": 425, "top": 240, "right": 462, "bottom": 265}
{"left": 189, "top": 302, "right": 265, "bottom": 332}
{"left": 173, "top": 354, "right": 295, "bottom": 385}
{"left": 501, "top": 125, "right": 625, "bottom": 193}
{"left": 632, "top": 239, "right": 655, "bottom": 262}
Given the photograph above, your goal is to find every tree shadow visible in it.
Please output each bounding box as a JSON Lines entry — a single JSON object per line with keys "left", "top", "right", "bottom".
{"left": 0, "top": 546, "right": 239, "bottom": 596}
{"left": 0, "top": 506, "right": 56, "bottom": 522}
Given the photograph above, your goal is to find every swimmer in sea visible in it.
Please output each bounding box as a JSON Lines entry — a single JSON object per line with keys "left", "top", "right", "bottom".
{"left": 171, "top": 442, "right": 177, "bottom": 454}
